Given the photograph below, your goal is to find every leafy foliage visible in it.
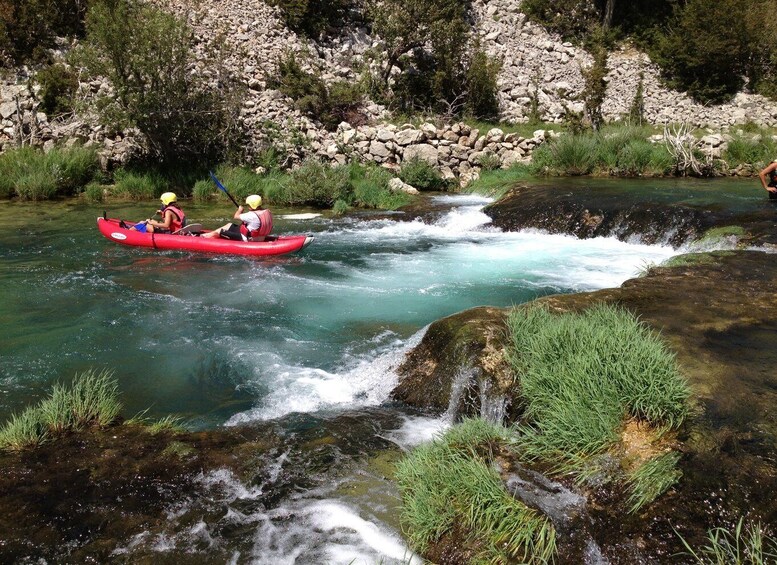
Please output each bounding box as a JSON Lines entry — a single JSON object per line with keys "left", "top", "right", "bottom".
{"left": 75, "top": 0, "right": 245, "bottom": 167}
{"left": 0, "top": 0, "right": 90, "bottom": 65}
{"left": 399, "top": 156, "right": 448, "bottom": 190}
{"left": 36, "top": 63, "right": 79, "bottom": 117}
{"left": 465, "top": 44, "right": 501, "bottom": 120}
{"left": 651, "top": 0, "right": 749, "bottom": 104}
{"left": 269, "top": 51, "right": 364, "bottom": 130}
{"left": 267, "top": 0, "right": 352, "bottom": 38}
{"left": 522, "top": 0, "right": 601, "bottom": 42}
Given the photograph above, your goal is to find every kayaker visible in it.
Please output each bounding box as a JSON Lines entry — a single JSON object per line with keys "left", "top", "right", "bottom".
{"left": 202, "top": 194, "right": 273, "bottom": 241}
{"left": 130, "top": 192, "right": 187, "bottom": 233}
{"left": 758, "top": 160, "right": 777, "bottom": 200}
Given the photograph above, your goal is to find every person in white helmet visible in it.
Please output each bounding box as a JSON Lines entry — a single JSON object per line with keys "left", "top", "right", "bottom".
{"left": 202, "top": 194, "right": 273, "bottom": 241}
{"left": 130, "top": 192, "right": 186, "bottom": 233}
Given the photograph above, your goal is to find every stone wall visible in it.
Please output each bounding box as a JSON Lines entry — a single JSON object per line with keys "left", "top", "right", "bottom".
{"left": 2, "top": 0, "right": 776, "bottom": 176}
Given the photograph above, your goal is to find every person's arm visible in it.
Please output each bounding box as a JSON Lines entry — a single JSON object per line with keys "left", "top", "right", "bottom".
{"left": 232, "top": 205, "right": 245, "bottom": 220}
{"left": 148, "top": 209, "right": 174, "bottom": 230}
{"left": 759, "top": 163, "right": 777, "bottom": 192}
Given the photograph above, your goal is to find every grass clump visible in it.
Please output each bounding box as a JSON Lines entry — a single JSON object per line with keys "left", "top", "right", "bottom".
{"left": 395, "top": 419, "right": 556, "bottom": 564}
{"left": 626, "top": 451, "right": 682, "bottom": 513}
{"left": 111, "top": 169, "right": 167, "bottom": 200}
{"left": 0, "top": 369, "right": 122, "bottom": 451}
{"left": 506, "top": 304, "right": 690, "bottom": 482}
{"left": 350, "top": 163, "right": 412, "bottom": 210}
{"left": 679, "top": 518, "right": 777, "bottom": 565}
{"left": 722, "top": 132, "right": 777, "bottom": 170}
{"left": 399, "top": 157, "right": 449, "bottom": 191}
{"left": 530, "top": 125, "right": 674, "bottom": 177}
{"left": 465, "top": 164, "right": 535, "bottom": 198}
{"left": 0, "top": 146, "right": 98, "bottom": 200}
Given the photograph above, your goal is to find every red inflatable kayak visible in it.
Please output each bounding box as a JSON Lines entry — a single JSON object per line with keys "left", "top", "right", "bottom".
{"left": 97, "top": 217, "right": 314, "bottom": 257}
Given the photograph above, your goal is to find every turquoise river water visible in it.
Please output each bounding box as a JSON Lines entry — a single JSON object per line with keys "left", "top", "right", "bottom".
{"left": 0, "top": 178, "right": 764, "bottom": 563}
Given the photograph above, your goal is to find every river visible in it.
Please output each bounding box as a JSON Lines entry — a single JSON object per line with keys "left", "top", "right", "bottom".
{"left": 1, "top": 182, "right": 750, "bottom": 562}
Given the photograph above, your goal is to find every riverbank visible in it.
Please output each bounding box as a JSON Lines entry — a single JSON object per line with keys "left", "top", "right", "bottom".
{"left": 392, "top": 188, "right": 777, "bottom": 562}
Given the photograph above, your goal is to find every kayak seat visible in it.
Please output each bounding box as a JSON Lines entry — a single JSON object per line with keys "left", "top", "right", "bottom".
{"left": 172, "top": 223, "right": 203, "bottom": 236}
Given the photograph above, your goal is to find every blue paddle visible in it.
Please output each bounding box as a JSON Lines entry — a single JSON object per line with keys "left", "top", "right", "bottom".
{"left": 209, "top": 171, "right": 240, "bottom": 208}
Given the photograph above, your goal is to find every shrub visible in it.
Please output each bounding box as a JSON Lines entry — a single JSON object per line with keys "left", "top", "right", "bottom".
{"left": 275, "top": 160, "right": 353, "bottom": 207}
{"left": 651, "top": 0, "right": 749, "bottom": 104}
{"left": 75, "top": 0, "right": 244, "bottom": 166}
{"left": 268, "top": 52, "right": 363, "bottom": 131}
{"left": 35, "top": 63, "right": 78, "bottom": 117}
{"left": 723, "top": 133, "right": 777, "bottom": 169}
{"left": 332, "top": 199, "right": 350, "bottom": 215}
{"left": 350, "top": 163, "right": 412, "bottom": 209}
{"left": 396, "top": 419, "right": 557, "bottom": 563}
{"left": 545, "top": 133, "right": 599, "bottom": 175}
{"left": 267, "top": 0, "right": 351, "bottom": 38}
{"left": 465, "top": 44, "right": 501, "bottom": 120}
{"left": 521, "top": 0, "right": 600, "bottom": 42}
{"left": 399, "top": 157, "right": 447, "bottom": 190}
{"left": 476, "top": 152, "right": 502, "bottom": 171}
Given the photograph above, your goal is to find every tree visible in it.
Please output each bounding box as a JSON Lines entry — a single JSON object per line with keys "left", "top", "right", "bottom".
{"left": 367, "top": 0, "right": 470, "bottom": 112}
{"left": 75, "top": 0, "right": 244, "bottom": 166}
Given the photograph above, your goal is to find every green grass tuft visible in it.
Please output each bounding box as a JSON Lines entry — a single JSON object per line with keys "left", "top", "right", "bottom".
{"left": 0, "top": 145, "right": 98, "bottom": 200}
{"left": 626, "top": 451, "right": 682, "bottom": 513}
{"left": 112, "top": 169, "right": 167, "bottom": 200}
{"left": 507, "top": 304, "right": 690, "bottom": 479}
{"left": 678, "top": 518, "right": 777, "bottom": 565}
{"left": 0, "top": 369, "right": 122, "bottom": 451}
{"left": 395, "top": 419, "right": 556, "bottom": 563}
{"left": 466, "top": 165, "right": 535, "bottom": 198}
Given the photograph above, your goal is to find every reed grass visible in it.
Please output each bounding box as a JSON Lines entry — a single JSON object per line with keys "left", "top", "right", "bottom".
{"left": 722, "top": 133, "right": 777, "bottom": 170}
{"left": 111, "top": 169, "right": 167, "bottom": 200}
{"left": 506, "top": 304, "right": 690, "bottom": 477}
{"left": 0, "top": 145, "right": 97, "bottom": 200}
{"left": 465, "top": 165, "right": 535, "bottom": 198}
{"left": 395, "top": 419, "right": 556, "bottom": 564}
{"left": 626, "top": 451, "right": 682, "bottom": 513}
{"left": 678, "top": 518, "right": 777, "bottom": 565}
{"left": 0, "top": 369, "right": 122, "bottom": 451}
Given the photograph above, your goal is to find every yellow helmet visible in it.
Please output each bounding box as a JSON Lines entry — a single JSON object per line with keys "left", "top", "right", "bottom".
{"left": 160, "top": 192, "right": 177, "bottom": 206}
{"left": 246, "top": 194, "right": 262, "bottom": 209}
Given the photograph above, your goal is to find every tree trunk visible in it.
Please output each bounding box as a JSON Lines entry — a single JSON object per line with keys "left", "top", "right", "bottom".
{"left": 603, "top": 0, "right": 615, "bottom": 30}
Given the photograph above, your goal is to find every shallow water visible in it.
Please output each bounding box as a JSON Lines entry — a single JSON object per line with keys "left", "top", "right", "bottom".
{"left": 1, "top": 180, "right": 756, "bottom": 561}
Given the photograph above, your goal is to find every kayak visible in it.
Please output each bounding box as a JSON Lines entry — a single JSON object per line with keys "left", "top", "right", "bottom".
{"left": 97, "top": 217, "right": 314, "bottom": 257}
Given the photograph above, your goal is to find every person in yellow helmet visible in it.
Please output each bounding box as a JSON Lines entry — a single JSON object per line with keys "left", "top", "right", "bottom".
{"left": 130, "top": 192, "right": 186, "bottom": 233}
{"left": 203, "top": 194, "right": 273, "bottom": 241}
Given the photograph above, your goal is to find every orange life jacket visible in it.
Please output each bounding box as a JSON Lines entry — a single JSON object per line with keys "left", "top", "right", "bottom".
{"left": 240, "top": 209, "right": 272, "bottom": 240}
{"left": 162, "top": 204, "right": 185, "bottom": 232}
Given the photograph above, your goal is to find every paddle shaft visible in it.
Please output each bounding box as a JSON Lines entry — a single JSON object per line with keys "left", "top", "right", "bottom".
{"left": 209, "top": 171, "right": 240, "bottom": 208}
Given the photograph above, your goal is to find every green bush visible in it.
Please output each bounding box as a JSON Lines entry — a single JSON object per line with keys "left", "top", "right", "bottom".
{"left": 268, "top": 159, "right": 353, "bottom": 208}
{"left": 76, "top": 0, "right": 244, "bottom": 166}
{"left": 399, "top": 157, "right": 447, "bottom": 190}
{"left": 36, "top": 63, "right": 79, "bottom": 117}
{"left": 651, "top": 0, "right": 748, "bottom": 104}
{"left": 268, "top": 52, "right": 363, "bottom": 130}
{"left": 723, "top": 133, "right": 777, "bottom": 169}
{"left": 544, "top": 132, "right": 599, "bottom": 175}
{"left": 0, "top": 145, "right": 97, "bottom": 200}
{"left": 465, "top": 45, "right": 501, "bottom": 120}
{"left": 267, "top": 0, "right": 351, "bottom": 37}
{"left": 396, "top": 419, "right": 557, "bottom": 563}
{"left": 521, "top": 0, "right": 600, "bottom": 42}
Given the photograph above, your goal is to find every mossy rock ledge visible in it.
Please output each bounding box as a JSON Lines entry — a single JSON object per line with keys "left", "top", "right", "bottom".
{"left": 483, "top": 184, "right": 777, "bottom": 248}
{"left": 391, "top": 249, "right": 777, "bottom": 562}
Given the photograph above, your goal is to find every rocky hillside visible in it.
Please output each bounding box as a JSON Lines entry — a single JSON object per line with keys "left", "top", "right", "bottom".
{"left": 2, "top": 0, "right": 776, "bottom": 168}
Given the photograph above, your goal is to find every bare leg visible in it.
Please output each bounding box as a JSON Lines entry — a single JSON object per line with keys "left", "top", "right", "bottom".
{"left": 201, "top": 223, "right": 232, "bottom": 238}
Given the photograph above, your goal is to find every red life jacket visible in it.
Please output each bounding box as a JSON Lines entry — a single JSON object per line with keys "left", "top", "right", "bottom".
{"left": 240, "top": 209, "right": 273, "bottom": 240}
{"left": 162, "top": 204, "right": 185, "bottom": 232}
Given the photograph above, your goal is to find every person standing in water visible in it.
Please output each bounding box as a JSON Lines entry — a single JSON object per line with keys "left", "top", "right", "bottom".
{"left": 202, "top": 194, "right": 273, "bottom": 241}
{"left": 758, "top": 160, "right": 777, "bottom": 200}
{"left": 130, "top": 192, "right": 186, "bottom": 232}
